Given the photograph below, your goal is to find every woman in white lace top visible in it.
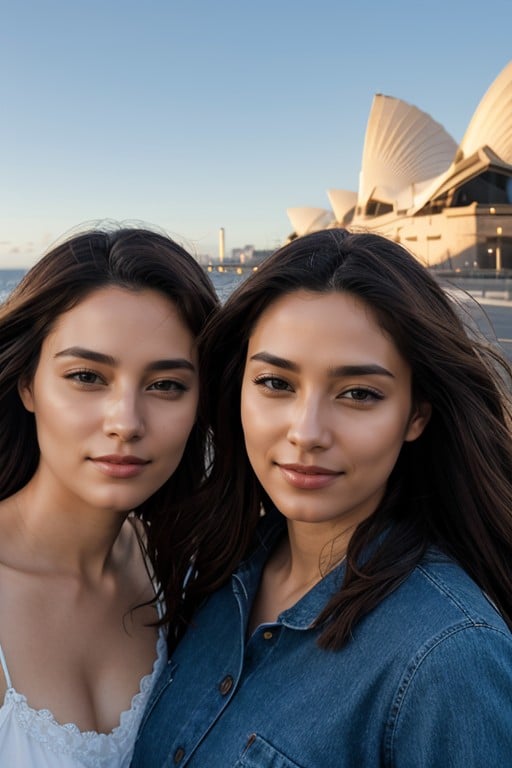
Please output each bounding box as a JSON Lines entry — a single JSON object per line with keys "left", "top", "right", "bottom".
{"left": 0, "top": 224, "right": 218, "bottom": 767}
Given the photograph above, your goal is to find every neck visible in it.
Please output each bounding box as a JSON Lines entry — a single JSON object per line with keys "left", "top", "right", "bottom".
{"left": 267, "top": 520, "right": 351, "bottom": 597}
{"left": 286, "top": 520, "right": 352, "bottom": 578}
{"left": 0, "top": 482, "right": 131, "bottom": 584}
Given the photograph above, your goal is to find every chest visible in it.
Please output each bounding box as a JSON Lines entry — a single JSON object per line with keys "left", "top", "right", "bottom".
{"left": 0, "top": 572, "right": 159, "bottom": 734}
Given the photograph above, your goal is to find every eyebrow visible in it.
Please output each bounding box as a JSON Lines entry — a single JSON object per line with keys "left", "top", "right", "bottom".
{"left": 248, "top": 351, "right": 394, "bottom": 378}
{"left": 54, "top": 346, "right": 196, "bottom": 372}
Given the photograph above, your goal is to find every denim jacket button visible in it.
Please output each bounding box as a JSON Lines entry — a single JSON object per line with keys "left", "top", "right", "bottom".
{"left": 263, "top": 630, "right": 273, "bottom": 640}
{"left": 219, "top": 675, "right": 234, "bottom": 695}
{"left": 173, "top": 747, "right": 185, "bottom": 764}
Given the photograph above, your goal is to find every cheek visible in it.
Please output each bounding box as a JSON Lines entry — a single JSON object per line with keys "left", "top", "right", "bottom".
{"left": 357, "top": 417, "right": 410, "bottom": 466}
{"left": 338, "top": 407, "right": 409, "bottom": 455}
{"left": 31, "top": 374, "right": 95, "bottom": 419}
{"left": 241, "top": 395, "right": 263, "bottom": 459}
{"left": 241, "top": 391, "right": 269, "bottom": 446}
{"left": 161, "top": 401, "right": 199, "bottom": 450}
{"left": 240, "top": 383, "right": 253, "bottom": 437}
{"left": 34, "top": 391, "right": 90, "bottom": 430}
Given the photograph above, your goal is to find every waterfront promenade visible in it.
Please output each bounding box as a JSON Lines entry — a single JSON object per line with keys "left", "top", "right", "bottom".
{"left": 467, "top": 298, "right": 512, "bottom": 362}
{"left": 434, "top": 275, "right": 512, "bottom": 362}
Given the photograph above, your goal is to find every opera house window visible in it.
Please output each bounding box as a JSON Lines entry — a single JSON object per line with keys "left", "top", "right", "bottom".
{"left": 452, "top": 171, "right": 512, "bottom": 207}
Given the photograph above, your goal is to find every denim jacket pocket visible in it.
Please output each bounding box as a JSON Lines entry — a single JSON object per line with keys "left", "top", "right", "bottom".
{"left": 235, "top": 733, "right": 305, "bottom": 767}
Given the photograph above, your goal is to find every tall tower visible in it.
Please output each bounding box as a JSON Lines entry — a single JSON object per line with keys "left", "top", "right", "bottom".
{"left": 219, "top": 227, "right": 225, "bottom": 263}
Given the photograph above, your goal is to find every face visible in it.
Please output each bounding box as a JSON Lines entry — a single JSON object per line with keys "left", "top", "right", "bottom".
{"left": 241, "top": 290, "right": 430, "bottom": 536}
{"left": 19, "top": 286, "right": 199, "bottom": 516}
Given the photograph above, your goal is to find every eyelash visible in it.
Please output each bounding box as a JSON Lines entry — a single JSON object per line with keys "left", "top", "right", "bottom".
{"left": 148, "top": 380, "right": 188, "bottom": 394}
{"left": 252, "top": 375, "right": 384, "bottom": 403}
{"left": 253, "top": 375, "right": 291, "bottom": 392}
{"left": 65, "top": 369, "right": 103, "bottom": 385}
{"left": 342, "top": 388, "right": 384, "bottom": 403}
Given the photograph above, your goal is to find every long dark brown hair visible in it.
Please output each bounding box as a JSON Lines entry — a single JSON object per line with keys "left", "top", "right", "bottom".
{"left": 0, "top": 224, "right": 219, "bottom": 624}
{"left": 187, "top": 228, "right": 512, "bottom": 650}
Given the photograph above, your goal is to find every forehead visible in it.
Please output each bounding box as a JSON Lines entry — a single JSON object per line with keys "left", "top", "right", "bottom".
{"left": 247, "top": 290, "right": 405, "bottom": 369}
{"left": 45, "top": 286, "right": 193, "bottom": 351}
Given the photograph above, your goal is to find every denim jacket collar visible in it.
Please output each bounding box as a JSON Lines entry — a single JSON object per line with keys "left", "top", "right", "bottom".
{"left": 233, "top": 508, "right": 347, "bottom": 632}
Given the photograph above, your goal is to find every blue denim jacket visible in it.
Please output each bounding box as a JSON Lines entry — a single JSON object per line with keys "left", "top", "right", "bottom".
{"left": 132, "top": 517, "right": 512, "bottom": 767}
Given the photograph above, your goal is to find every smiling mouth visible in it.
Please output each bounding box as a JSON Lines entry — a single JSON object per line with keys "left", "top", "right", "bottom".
{"left": 91, "top": 455, "right": 149, "bottom": 465}
{"left": 277, "top": 464, "right": 343, "bottom": 490}
{"left": 278, "top": 463, "right": 340, "bottom": 475}
{"left": 89, "top": 456, "right": 150, "bottom": 479}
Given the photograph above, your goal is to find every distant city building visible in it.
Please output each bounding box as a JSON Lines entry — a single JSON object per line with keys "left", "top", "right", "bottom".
{"left": 195, "top": 252, "right": 212, "bottom": 266}
{"left": 229, "top": 245, "right": 260, "bottom": 263}
{"left": 286, "top": 62, "right": 512, "bottom": 270}
{"left": 252, "top": 249, "right": 274, "bottom": 263}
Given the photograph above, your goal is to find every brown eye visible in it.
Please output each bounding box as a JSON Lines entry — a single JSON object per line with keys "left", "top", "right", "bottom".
{"left": 340, "top": 388, "right": 384, "bottom": 402}
{"left": 148, "top": 380, "right": 187, "bottom": 393}
{"left": 254, "top": 376, "right": 293, "bottom": 392}
{"left": 66, "top": 370, "right": 103, "bottom": 385}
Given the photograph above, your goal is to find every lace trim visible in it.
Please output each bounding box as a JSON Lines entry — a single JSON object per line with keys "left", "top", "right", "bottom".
{"left": 3, "top": 629, "right": 167, "bottom": 767}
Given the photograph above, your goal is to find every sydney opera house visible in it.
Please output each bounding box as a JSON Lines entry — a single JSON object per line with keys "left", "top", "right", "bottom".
{"left": 286, "top": 62, "right": 512, "bottom": 270}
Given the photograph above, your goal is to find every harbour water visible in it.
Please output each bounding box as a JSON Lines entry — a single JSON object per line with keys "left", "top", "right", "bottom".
{"left": 210, "top": 271, "right": 247, "bottom": 301}
{"left": 0, "top": 270, "right": 28, "bottom": 302}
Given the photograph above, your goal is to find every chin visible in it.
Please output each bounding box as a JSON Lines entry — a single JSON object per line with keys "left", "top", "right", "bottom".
{"left": 280, "top": 507, "right": 335, "bottom": 524}
{"left": 91, "top": 494, "right": 147, "bottom": 515}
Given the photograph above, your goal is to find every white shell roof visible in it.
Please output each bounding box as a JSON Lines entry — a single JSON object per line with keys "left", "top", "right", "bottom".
{"left": 326, "top": 189, "right": 358, "bottom": 222}
{"left": 409, "top": 62, "right": 512, "bottom": 213}
{"left": 458, "top": 60, "right": 512, "bottom": 165}
{"left": 358, "top": 94, "right": 458, "bottom": 210}
{"left": 286, "top": 207, "right": 335, "bottom": 236}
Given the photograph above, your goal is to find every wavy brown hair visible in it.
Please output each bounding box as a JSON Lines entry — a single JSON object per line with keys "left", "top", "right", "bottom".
{"left": 0, "top": 224, "right": 219, "bottom": 627}
{"left": 185, "top": 228, "right": 512, "bottom": 650}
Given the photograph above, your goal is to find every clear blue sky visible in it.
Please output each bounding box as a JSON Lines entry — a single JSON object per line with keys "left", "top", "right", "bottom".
{"left": 1, "top": 0, "right": 511, "bottom": 266}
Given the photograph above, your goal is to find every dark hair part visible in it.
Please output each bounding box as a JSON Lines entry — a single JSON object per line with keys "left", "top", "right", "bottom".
{"left": 193, "top": 228, "right": 512, "bottom": 649}
{"left": 0, "top": 225, "right": 219, "bottom": 628}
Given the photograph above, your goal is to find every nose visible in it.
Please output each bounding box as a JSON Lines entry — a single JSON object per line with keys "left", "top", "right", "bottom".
{"left": 286, "top": 393, "right": 332, "bottom": 451}
{"left": 103, "top": 387, "right": 145, "bottom": 442}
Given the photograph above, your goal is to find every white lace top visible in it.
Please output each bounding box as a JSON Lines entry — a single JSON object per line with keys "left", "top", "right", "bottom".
{"left": 0, "top": 627, "right": 167, "bottom": 767}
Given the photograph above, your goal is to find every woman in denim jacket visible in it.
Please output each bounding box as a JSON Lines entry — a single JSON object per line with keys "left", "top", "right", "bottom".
{"left": 133, "top": 229, "right": 512, "bottom": 767}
